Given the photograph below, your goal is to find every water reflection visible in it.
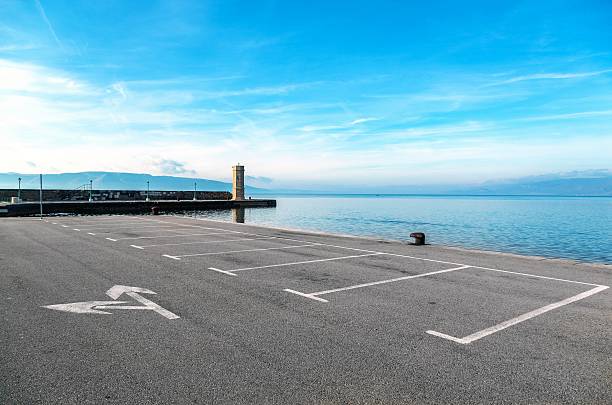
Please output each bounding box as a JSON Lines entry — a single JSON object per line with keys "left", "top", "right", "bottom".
{"left": 231, "top": 207, "right": 245, "bottom": 223}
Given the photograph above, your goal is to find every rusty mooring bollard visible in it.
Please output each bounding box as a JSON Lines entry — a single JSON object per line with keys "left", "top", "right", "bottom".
{"left": 151, "top": 206, "right": 160, "bottom": 215}
{"left": 410, "top": 232, "right": 426, "bottom": 245}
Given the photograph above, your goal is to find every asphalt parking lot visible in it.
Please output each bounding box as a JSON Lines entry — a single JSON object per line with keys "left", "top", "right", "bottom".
{"left": 1, "top": 214, "right": 611, "bottom": 403}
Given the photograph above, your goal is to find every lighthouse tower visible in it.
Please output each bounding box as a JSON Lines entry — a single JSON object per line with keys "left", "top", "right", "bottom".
{"left": 232, "top": 164, "right": 245, "bottom": 201}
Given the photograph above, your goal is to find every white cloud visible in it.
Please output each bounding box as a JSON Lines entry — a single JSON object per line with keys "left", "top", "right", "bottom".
{"left": 34, "top": 0, "right": 63, "bottom": 49}
{"left": 489, "top": 69, "right": 612, "bottom": 86}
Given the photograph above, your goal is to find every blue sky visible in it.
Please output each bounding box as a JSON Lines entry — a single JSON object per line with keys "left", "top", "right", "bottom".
{"left": 1, "top": 0, "right": 611, "bottom": 190}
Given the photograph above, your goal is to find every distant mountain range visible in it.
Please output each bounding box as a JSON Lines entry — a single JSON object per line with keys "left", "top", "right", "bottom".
{"left": 0, "top": 171, "right": 266, "bottom": 193}
{"left": 0, "top": 170, "right": 611, "bottom": 196}
{"left": 455, "top": 170, "right": 612, "bottom": 196}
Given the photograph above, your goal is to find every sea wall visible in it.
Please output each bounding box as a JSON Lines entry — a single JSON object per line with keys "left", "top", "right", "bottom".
{"left": 0, "top": 189, "right": 231, "bottom": 202}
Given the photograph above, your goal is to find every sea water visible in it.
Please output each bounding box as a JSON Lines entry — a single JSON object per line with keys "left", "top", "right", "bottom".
{"left": 189, "top": 195, "right": 612, "bottom": 264}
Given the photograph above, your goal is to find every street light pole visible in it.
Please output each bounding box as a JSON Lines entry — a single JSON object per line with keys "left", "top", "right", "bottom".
{"left": 146, "top": 180, "right": 150, "bottom": 202}
{"left": 193, "top": 181, "right": 197, "bottom": 201}
{"left": 17, "top": 177, "right": 21, "bottom": 202}
{"left": 39, "top": 174, "right": 43, "bottom": 219}
{"left": 89, "top": 179, "right": 93, "bottom": 202}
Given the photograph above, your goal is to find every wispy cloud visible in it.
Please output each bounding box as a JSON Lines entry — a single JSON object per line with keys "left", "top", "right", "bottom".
{"left": 517, "top": 109, "right": 612, "bottom": 122}
{"left": 349, "top": 117, "right": 379, "bottom": 125}
{"left": 34, "top": 0, "right": 63, "bottom": 50}
{"left": 489, "top": 69, "right": 612, "bottom": 86}
{"left": 299, "top": 117, "right": 380, "bottom": 132}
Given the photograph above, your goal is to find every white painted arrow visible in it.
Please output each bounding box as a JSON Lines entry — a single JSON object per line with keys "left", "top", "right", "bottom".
{"left": 105, "top": 285, "right": 179, "bottom": 320}
{"left": 42, "top": 285, "right": 180, "bottom": 320}
{"left": 43, "top": 301, "right": 130, "bottom": 315}
{"left": 106, "top": 285, "right": 156, "bottom": 299}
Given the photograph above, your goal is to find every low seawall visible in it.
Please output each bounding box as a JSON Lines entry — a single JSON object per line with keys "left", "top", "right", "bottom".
{"left": 0, "top": 199, "right": 276, "bottom": 217}
{"left": 0, "top": 189, "right": 231, "bottom": 202}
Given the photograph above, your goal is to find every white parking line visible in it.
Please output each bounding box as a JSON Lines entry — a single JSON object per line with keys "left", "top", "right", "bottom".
{"left": 87, "top": 232, "right": 96, "bottom": 235}
{"left": 284, "top": 265, "right": 472, "bottom": 302}
{"left": 54, "top": 221, "right": 151, "bottom": 227}
{"left": 427, "top": 284, "right": 609, "bottom": 344}
{"left": 170, "top": 243, "right": 323, "bottom": 259}
{"left": 209, "top": 267, "right": 238, "bottom": 277}
{"left": 219, "top": 252, "right": 385, "bottom": 273}
{"left": 162, "top": 254, "right": 181, "bottom": 260}
{"left": 105, "top": 231, "right": 233, "bottom": 241}
{"left": 73, "top": 229, "right": 80, "bottom": 231}
{"left": 73, "top": 224, "right": 178, "bottom": 231}
{"left": 283, "top": 289, "right": 329, "bottom": 303}
{"left": 87, "top": 227, "right": 196, "bottom": 235}
{"left": 135, "top": 236, "right": 277, "bottom": 248}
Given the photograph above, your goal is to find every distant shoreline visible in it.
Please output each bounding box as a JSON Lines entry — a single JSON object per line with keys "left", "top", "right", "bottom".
{"left": 251, "top": 193, "right": 612, "bottom": 198}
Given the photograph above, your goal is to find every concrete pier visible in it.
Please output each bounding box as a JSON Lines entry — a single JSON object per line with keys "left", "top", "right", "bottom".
{"left": 0, "top": 198, "right": 276, "bottom": 217}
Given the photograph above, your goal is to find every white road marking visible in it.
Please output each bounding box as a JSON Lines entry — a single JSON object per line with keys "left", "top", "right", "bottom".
{"left": 427, "top": 285, "right": 609, "bottom": 344}
{"left": 43, "top": 285, "right": 179, "bottom": 320}
{"left": 170, "top": 243, "right": 322, "bottom": 259}
{"left": 130, "top": 245, "right": 144, "bottom": 249}
{"left": 54, "top": 221, "right": 152, "bottom": 228}
{"left": 468, "top": 266, "right": 603, "bottom": 287}
{"left": 61, "top": 225, "right": 68, "bottom": 227}
{"left": 43, "top": 301, "right": 130, "bottom": 314}
{"left": 105, "top": 237, "right": 117, "bottom": 241}
{"left": 162, "top": 254, "right": 181, "bottom": 260}
{"left": 73, "top": 229, "right": 80, "bottom": 231}
{"left": 283, "top": 289, "right": 329, "bottom": 303}
{"left": 109, "top": 231, "right": 232, "bottom": 241}
{"left": 136, "top": 236, "right": 277, "bottom": 248}
{"left": 209, "top": 267, "right": 238, "bottom": 277}
{"left": 72, "top": 224, "right": 178, "bottom": 231}
{"left": 87, "top": 227, "right": 196, "bottom": 235}
{"left": 87, "top": 232, "right": 96, "bottom": 235}
{"left": 296, "top": 265, "right": 471, "bottom": 298}
{"left": 228, "top": 253, "right": 385, "bottom": 273}
{"left": 106, "top": 285, "right": 180, "bottom": 320}
{"left": 51, "top": 222, "right": 57, "bottom": 224}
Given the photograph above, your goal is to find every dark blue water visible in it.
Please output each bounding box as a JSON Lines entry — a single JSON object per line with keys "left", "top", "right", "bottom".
{"left": 189, "top": 195, "right": 612, "bottom": 264}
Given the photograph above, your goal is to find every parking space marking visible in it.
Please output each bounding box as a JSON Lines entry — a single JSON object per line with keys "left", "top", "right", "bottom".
{"left": 55, "top": 221, "right": 150, "bottom": 227}
{"left": 284, "top": 265, "right": 471, "bottom": 302}
{"left": 104, "top": 231, "right": 234, "bottom": 241}
{"left": 209, "top": 267, "right": 238, "bottom": 277}
{"left": 168, "top": 243, "right": 324, "bottom": 259}
{"left": 427, "top": 285, "right": 609, "bottom": 344}
{"left": 88, "top": 227, "right": 198, "bottom": 235}
{"left": 72, "top": 224, "right": 179, "bottom": 231}
{"left": 87, "top": 232, "right": 96, "bottom": 235}
{"left": 469, "top": 266, "right": 604, "bottom": 287}
{"left": 215, "top": 252, "right": 385, "bottom": 273}
{"left": 283, "top": 289, "right": 329, "bottom": 303}
{"left": 134, "top": 236, "right": 278, "bottom": 249}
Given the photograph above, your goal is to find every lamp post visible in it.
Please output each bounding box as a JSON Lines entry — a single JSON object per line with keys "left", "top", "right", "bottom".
{"left": 17, "top": 177, "right": 21, "bottom": 202}
{"left": 146, "top": 181, "right": 150, "bottom": 202}
{"left": 89, "top": 179, "right": 93, "bottom": 202}
{"left": 193, "top": 181, "right": 197, "bottom": 201}
{"left": 39, "top": 174, "right": 43, "bottom": 219}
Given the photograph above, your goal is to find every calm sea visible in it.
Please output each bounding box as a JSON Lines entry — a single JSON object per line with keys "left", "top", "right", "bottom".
{"left": 187, "top": 195, "right": 612, "bottom": 264}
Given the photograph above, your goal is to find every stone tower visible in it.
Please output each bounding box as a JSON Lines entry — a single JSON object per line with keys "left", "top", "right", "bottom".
{"left": 232, "top": 164, "right": 245, "bottom": 200}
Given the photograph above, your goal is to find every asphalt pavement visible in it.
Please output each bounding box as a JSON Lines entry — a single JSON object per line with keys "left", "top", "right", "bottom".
{"left": 1, "top": 214, "right": 610, "bottom": 404}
